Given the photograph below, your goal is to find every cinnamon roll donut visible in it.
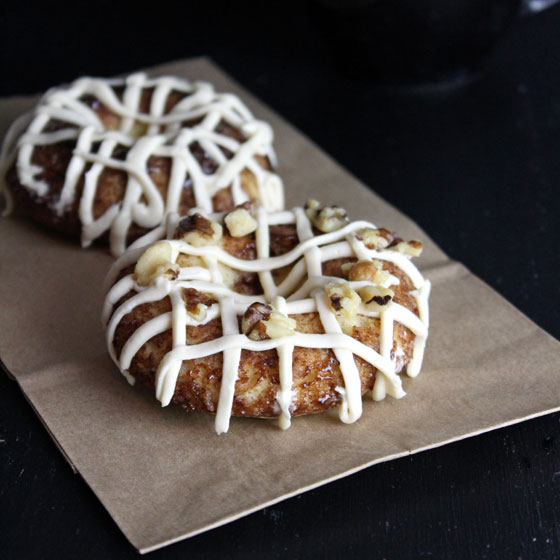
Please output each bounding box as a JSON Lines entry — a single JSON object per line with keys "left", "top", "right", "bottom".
{"left": 0, "top": 73, "right": 283, "bottom": 255}
{"left": 103, "top": 200, "right": 430, "bottom": 433}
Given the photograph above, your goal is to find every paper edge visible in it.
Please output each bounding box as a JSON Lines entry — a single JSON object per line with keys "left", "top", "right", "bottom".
{"left": 138, "top": 404, "right": 560, "bottom": 554}
{"left": 2, "top": 365, "right": 78, "bottom": 473}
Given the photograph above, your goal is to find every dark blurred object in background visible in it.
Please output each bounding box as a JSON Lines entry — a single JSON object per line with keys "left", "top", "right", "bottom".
{"left": 312, "top": 0, "right": 559, "bottom": 88}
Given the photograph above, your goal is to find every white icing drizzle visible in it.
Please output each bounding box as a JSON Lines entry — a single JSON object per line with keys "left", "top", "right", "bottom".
{"left": 0, "top": 73, "right": 284, "bottom": 255}
{"left": 104, "top": 208, "right": 431, "bottom": 433}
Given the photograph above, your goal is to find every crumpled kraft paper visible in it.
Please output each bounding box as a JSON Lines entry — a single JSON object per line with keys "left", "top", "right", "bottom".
{"left": 1, "top": 57, "right": 559, "bottom": 553}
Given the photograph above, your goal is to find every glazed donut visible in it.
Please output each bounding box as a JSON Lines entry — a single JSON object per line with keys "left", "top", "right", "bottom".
{"left": 103, "top": 200, "right": 430, "bottom": 433}
{"left": 0, "top": 73, "right": 284, "bottom": 255}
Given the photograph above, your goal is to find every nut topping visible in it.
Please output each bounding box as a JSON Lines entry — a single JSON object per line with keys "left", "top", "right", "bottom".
{"left": 342, "top": 259, "right": 390, "bottom": 284}
{"left": 325, "top": 282, "right": 360, "bottom": 317}
{"left": 355, "top": 227, "right": 392, "bottom": 250}
{"left": 304, "top": 199, "right": 349, "bottom": 233}
{"left": 355, "top": 226, "right": 423, "bottom": 257}
{"left": 224, "top": 207, "right": 258, "bottom": 237}
{"left": 134, "top": 241, "right": 179, "bottom": 286}
{"left": 304, "top": 199, "right": 321, "bottom": 219}
{"left": 357, "top": 285, "right": 394, "bottom": 312}
{"left": 241, "top": 303, "right": 296, "bottom": 340}
{"left": 182, "top": 288, "right": 216, "bottom": 322}
{"left": 241, "top": 302, "right": 273, "bottom": 341}
{"left": 174, "top": 213, "right": 223, "bottom": 247}
{"left": 263, "top": 312, "right": 297, "bottom": 339}
{"left": 393, "top": 240, "right": 423, "bottom": 257}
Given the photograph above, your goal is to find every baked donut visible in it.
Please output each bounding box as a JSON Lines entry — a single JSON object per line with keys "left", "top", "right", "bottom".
{"left": 0, "top": 72, "right": 284, "bottom": 255}
{"left": 103, "top": 200, "right": 430, "bottom": 433}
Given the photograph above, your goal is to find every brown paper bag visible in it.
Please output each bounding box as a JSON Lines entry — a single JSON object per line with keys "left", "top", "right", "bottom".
{"left": 1, "top": 57, "right": 559, "bottom": 553}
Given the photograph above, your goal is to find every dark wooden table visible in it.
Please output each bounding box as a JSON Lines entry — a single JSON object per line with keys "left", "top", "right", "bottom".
{"left": 1, "top": 3, "right": 559, "bottom": 558}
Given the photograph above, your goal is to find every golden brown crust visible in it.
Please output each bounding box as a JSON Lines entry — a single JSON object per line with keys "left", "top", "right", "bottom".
{"left": 110, "top": 224, "right": 420, "bottom": 419}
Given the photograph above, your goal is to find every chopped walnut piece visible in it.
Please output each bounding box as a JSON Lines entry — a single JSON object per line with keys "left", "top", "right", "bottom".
{"left": 174, "top": 213, "right": 223, "bottom": 247}
{"left": 357, "top": 285, "right": 394, "bottom": 312}
{"left": 224, "top": 207, "right": 258, "bottom": 237}
{"left": 304, "top": 199, "right": 320, "bottom": 220}
{"left": 241, "top": 302, "right": 273, "bottom": 341}
{"left": 263, "top": 311, "right": 297, "bottom": 339}
{"left": 393, "top": 240, "right": 423, "bottom": 257}
{"left": 304, "top": 199, "right": 349, "bottom": 233}
{"left": 182, "top": 288, "right": 215, "bottom": 322}
{"left": 134, "top": 241, "right": 179, "bottom": 286}
{"left": 315, "top": 206, "right": 349, "bottom": 233}
{"left": 343, "top": 259, "right": 390, "bottom": 284}
{"left": 355, "top": 227, "right": 391, "bottom": 250}
{"left": 325, "top": 282, "right": 360, "bottom": 317}
{"left": 175, "top": 213, "right": 213, "bottom": 237}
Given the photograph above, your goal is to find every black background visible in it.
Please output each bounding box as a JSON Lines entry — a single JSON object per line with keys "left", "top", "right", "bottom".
{"left": 1, "top": 2, "right": 559, "bottom": 559}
